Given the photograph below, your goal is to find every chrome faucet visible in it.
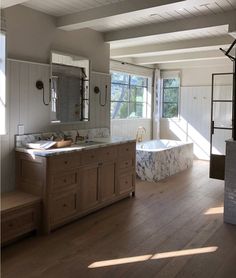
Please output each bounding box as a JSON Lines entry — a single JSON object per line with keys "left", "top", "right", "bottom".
{"left": 136, "top": 126, "right": 146, "bottom": 142}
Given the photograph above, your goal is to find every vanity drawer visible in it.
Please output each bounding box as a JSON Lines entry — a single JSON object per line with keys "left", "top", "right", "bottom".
{"left": 50, "top": 192, "right": 78, "bottom": 225}
{"left": 1, "top": 206, "right": 39, "bottom": 244}
{"left": 119, "top": 174, "right": 134, "bottom": 195}
{"left": 118, "top": 143, "right": 136, "bottom": 159}
{"left": 50, "top": 171, "right": 78, "bottom": 193}
{"left": 81, "top": 149, "right": 99, "bottom": 165}
{"left": 48, "top": 153, "right": 80, "bottom": 172}
{"left": 119, "top": 159, "right": 134, "bottom": 170}
{"left": 97, "top": 146, "right": 117, "bottom": 161}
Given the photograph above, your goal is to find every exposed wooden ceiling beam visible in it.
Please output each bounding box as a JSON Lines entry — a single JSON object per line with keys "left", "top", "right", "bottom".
{"left": 1, "top": 0, "right": 28, "bottom": 8}
{"left": 133, "top": 50, "right": 226, "bottom": 65}
{"left": 56, "top": 0, "right": 185, "bottom": 31}
{"left": 105, "top": 10, "right": 236, "bottom": 42}
{"left": 110, "top": 35, "right": 233, "bottom": 58}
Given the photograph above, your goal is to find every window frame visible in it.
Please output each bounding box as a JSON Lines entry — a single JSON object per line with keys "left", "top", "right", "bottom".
{"left": 161, "top": 72, "right": 181, "bottom": 119}
{"left": 110, "top": 71, "right": 151, "bottom": 120}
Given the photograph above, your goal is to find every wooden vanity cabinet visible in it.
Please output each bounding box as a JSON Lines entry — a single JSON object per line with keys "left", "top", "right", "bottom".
{"left": 79, "top": 163, "right": 100, "bottom": 211}
{"left": 79, "top": 146, "right": 117, "bottom": 212}
{"left": 117, "top": 142, "right": 136, "bottom": 196}
{"left": 16, "top": 141, "right": 135, "bottom": 233}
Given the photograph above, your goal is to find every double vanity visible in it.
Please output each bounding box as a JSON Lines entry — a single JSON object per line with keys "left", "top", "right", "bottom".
{"left": 15, "top": 137, "right": 136, "bottom": 234}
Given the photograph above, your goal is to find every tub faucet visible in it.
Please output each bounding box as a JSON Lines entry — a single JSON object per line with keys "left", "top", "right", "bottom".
{"left": 136, "top": 126, "right": 146, "bottom": 142}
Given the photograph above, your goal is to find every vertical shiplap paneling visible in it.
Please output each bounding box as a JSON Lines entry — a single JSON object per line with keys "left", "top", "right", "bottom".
{"left": 27, "top": 63, "right": 51, "bottom": 133}
{"left": 111, "top": 119, "right": 152, "bottom": 140}
{"left": 90, "top": 72, "right": 111, "bottom": 129}
{"left": 1, "top": 61, "right": 111, "bottom": 192}
{"left": 161, "top": 86, "right": 212, "bottom": 160}
{"left": 8, "top": 60, "right": 20, "bottom": 191}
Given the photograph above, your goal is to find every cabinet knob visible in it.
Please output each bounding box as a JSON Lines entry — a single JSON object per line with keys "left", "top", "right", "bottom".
{"left": 106, "top": 152, "right": 110, "bottom": 155}
{"left": 91, "top": 155, "right": 94, "bottom": 159}
{"left": 63, "top": 204, "right": 67, "bottom": 208}
{"left": 64, "top": 161, "right": 68, "bottom": 165}
{"left": 8, "top": 223, "right": 13, "bottom": 228}
{"left": 63, "top": 179, "right": 67, "bottom": 183}
{"left": 126, "top": 148, "right": 129, "bottom": 151}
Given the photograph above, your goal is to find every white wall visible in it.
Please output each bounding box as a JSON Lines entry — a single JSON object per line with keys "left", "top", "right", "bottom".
{"left": 1, "top": 60, "right": 111, "bottom": 193}
{"left": 1, "top": 5, "right": 112, "bottom": 193}
{"left": 111, "top": 118, "right": 152, "bottom": 140}
{"left": 159, "top": 59, "right": 233, "bottom": 160}
{"left": 5, "top": 5, "right": 110, "bottom": 73}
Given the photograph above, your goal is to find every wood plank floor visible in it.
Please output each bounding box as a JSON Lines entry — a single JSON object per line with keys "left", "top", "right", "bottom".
{"left": 1, "top": 160, "right": 236, "bottom": 278}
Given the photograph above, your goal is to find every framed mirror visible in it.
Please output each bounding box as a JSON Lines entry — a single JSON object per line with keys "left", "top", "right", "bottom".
{"left": 50, "top": 51, "right": 90, "bottom": 123}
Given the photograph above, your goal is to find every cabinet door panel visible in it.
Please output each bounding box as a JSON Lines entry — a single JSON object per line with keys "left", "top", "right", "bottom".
{"left": 80, "top": 165, "right": 99, "bottom": 211}
{"left": 119, "top": 174, "right": 134, "bottom": 195}
{"left": 100, "top": 161, "right": 116, "bottom": 202}
{"left": 50, "top": 171, "right": 78, "bottom": 193}
{"left": 51, "top": 192, "right": 77, "bottom": 225}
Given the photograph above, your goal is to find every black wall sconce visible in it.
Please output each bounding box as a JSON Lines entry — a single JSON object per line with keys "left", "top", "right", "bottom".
{"left": 35, "top": 80, "right": 51, "bottom": 106}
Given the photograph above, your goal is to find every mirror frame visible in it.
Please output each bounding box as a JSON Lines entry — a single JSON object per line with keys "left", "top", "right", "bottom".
{"left": 50, "top": 50, "right": 91, "bottom": 124}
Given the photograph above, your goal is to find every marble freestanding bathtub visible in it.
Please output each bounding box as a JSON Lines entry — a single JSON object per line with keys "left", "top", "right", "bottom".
{"left": 136, "top": 139, "right": 193, "bottom": 182}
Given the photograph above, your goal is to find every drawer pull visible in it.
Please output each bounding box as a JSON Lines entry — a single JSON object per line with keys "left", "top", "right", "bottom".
{"left": 125, "top": 162, "right": 128, "bottom": 165}
{"left": 125, "top": 181, "right": 128, "bottom": 184}
{"left": 8, "top": 223, "right": 13, "bottom": 228}
{"left": 91, "top": 155, "right": 95, "bottom": 159}
{"left": 64, "top": 161, "right": 68, "bottom": 165}
{"left": 63, "top": 204, "right": 67, "bottom": 208}
{"left": 126, "top": 148, "right": 129, "bottom": 151}
{"left": 106, "top": 152, "right": 110, "bottom": 155}
{"left": 63, "top": 179, "right": 67, "bottom": 183}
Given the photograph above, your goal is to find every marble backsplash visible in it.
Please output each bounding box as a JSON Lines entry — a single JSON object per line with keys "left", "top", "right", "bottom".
{"left": 15, "top": 127, "right": 110, "bottom": 148}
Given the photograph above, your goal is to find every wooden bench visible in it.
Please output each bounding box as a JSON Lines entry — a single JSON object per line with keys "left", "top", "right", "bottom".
{"left": 1, "top": 191, "right": 41, "bottom": 246}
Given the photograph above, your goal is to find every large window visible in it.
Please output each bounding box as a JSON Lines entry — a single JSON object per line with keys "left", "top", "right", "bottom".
{"left": 111, "top": 71, "right": 151, "bottom": 119}
{"left": 162, "top": 74, "right": 180, "bottom": 118}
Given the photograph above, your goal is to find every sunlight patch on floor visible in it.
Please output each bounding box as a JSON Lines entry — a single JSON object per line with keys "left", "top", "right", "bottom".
{"left": 88, "top": 246, "right": 218, "bottom": 268}
{"left": 204, "top": 206, "right": 224, "bottom": 215}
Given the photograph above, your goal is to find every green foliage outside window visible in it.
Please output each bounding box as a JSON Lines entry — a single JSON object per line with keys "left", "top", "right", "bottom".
{"left": 162, "top": 78, "right": 180, "bottom": 118}
{"left": 111, "top": 72, "right": 149, "bottom": 119}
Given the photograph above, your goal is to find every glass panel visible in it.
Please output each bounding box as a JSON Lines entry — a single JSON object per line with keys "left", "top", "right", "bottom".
{"left": 163, "top": 78, "right": 180, "bottom": 88}
{"left": 129, "top": 102, "right": 144, "bottom": 118}
{"left": 163, "top": 103, "right": 178, "bottom": 118}
{"left": 111, "top": 101, "right": 128, "bottom": 119}
{"left": 130, "top": 75, "right": 147, "bottom": 86}
{"left": 130, "top": 87, "right": 146, "bottom": 102}
{"left": 213, "top": 74, "right": 233, "bottom": 86}
{"left": 213, "top": 85, "right": 233, "bottom": 101}
{"left": 212, "top": 129, "right": 232, "bottom": 155}
{"left": 213, "top": 74, "right": 233, "bottom": 101}
{"left": 213, "top": 102, "right": 232, "bottom": 128}
{"left": 163, "top": 88, "right": 178, "bottom": 102}
{"left": 111, "top": 84, "right": 129, "bottom": 101}
{"left": 111, "top": 72, "right": 129, "bottom": 84}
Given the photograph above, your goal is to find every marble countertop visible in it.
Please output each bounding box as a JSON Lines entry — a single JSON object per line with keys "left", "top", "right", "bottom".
{"left": 15, "top": 136, "right": 136, "bottom": 157}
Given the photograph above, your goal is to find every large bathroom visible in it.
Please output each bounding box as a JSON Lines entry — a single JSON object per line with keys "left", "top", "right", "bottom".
{"left": 0, "top": 1, "right": 236, "bottom": 277}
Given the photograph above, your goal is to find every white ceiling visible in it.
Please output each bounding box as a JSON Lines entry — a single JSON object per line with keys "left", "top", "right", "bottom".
{"left": 21, "top": 0, "right": 236, "bottom": 32}
{"left": 23, "top": 0, "right": 125, "bottom": 17}
{"left": 110, "top": 25, "right": 229, "bottom": 49}
{"left": 3, "top": 0, "right": 236, "bottom": 66}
